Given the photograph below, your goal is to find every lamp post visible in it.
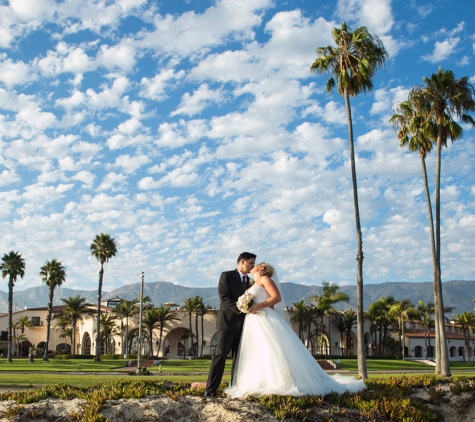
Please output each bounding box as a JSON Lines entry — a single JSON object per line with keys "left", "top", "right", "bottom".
{"left": 137, "top": 271, "right": 144, "bottom": 375}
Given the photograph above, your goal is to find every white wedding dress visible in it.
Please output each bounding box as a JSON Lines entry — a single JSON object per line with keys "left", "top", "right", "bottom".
{"left": 225, "top": 284, "right": 366, "bottom": 398}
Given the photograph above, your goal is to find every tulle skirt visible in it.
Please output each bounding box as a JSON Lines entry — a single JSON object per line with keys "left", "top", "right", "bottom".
{"left": 225, "top": 307, "right": 366, "bottom": 398}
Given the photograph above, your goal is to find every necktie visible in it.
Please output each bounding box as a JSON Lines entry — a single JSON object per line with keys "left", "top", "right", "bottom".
{"left": 242, "top": 275, "right": 248, "bottom": 288}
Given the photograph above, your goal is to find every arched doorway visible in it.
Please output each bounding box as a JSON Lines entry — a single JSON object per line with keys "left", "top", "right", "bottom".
{"left": 450, "top": 346, "right": 457, "bottom": 357}
{"left": 306, "top": 331, "right": 329, "bottom": 356}
{"left": 163, "top": 327, "right": 191, "bottom": 358}
{"left": 37, "top": 341, "right": 46, "bottom": 355}
{"left": 414, "top": 345, "right": 423, "bottom": 358}
{"left": 82, "top": 332, "right": 92, "bottom": 355}
{"left": 427, "top": 345, "right": 434, "bottom": 358}
{"left": 56, "top": 343, "right": 71, "bottom": 353}
{"left": 459, "top": 347, "right": 465, "bottom": 359}
{"left": 128, "top": 329, "right": 151, "bottom": 356}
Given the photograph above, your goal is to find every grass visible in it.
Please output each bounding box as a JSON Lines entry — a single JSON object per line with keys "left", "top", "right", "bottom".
{"left": 1, "top": 358, "right": 474, "bottom": 390}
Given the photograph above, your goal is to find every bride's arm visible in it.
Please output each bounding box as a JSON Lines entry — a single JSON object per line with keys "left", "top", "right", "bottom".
{"left": 248, "top": 276, "right": 281, "bottom": 313}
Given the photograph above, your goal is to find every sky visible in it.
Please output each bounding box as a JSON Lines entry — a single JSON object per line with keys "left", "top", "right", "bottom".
{"left": 1, "top": 0, "right": 475, "bottom": 293}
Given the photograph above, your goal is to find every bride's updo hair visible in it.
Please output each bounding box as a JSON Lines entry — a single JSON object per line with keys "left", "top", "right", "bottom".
{"left": 258, "top": 262, "right": 274, "bottom": 277}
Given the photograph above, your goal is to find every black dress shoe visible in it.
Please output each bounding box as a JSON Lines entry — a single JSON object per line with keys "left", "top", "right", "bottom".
{"left": 204, "top": 391, "right": 216, "bottom": 399}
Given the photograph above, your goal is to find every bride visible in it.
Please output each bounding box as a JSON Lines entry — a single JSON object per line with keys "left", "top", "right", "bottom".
{"left": 225, "top": 262, "right": 366, "bottom": 398}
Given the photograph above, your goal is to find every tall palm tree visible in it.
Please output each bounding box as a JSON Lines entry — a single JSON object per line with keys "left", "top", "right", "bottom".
{"left": 389, "top": 299, "right": 416, "bottom": 361}
{"left": 39, "top": 259, "right": 66, "bottom": 361}
{"left": 0, "top": 251, "right": 26, "bottom": 362}
{"left": 196, "top": 300, "right": 209, "bottom": 356}
{"left": 309, "top": 281, "right": 350, "bottom": 356}
{"left": 114, "top": 299, "right": 138, "bottom": 355}
{"left": 452, "top": 312, "right": 475, "bottom": 367}
{"left": 59, "top": 295, "right": 91, "bottom": 355}
{"left": 192, "top": 296, "right": 204, "bottom": 358}
{"left": 410, "top": 68, "right": 475, "bottom": 376}
{"left": 155, "top": 304, "right": 180, "bottom": 358}
{"left": 90, "top": 233, "right": 118, "bottom": 361}
{"left": 311, "top": 23, "right": 388, "bottom": 379}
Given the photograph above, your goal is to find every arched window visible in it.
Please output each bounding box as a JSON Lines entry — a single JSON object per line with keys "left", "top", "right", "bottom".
{"left": 128, "top": 330, "right": 151, "bottom": 356}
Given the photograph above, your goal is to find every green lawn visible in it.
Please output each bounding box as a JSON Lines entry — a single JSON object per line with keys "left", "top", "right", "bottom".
{"left": 0, "top": 358, "right": 474, "bottom": 390}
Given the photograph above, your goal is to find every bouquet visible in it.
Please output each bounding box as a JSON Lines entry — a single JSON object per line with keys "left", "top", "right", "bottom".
{"left": 237, "top": 292, "right": 265, "bottom": 315}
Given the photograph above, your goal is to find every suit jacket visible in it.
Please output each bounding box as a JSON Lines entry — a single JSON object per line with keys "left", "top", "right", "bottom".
{"left": 216, "top": 269, "right": 247, "bottom": 333}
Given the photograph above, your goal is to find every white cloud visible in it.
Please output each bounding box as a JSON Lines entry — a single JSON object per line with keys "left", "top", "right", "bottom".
{"left": 108, "top": 154, "right": 151, "bottom": 174}
{"left": 139, "top": 68, "right": 185, "bottom": 101}
{"left": 98, "top": 172, "right": 128, "bottom": 191}
{"left": 72, "top": 170, "right": 95, "bottom": 189}
{"left": 171, "top": 84, "right": 224, "bottom": 117}
{"left": 0, "top": 56, "right": 35, "bottom": 87}
{"left": 96, "top": 43, "right": 136, "bottom": 72}
{"left": 422, "top": 37, "right": 460, "bottom": 63}
{"left": 0, "top": 169, "right": 20, "bottom": 186}
{"left": 336, "top": 0, "right": 394, "bottom": 35}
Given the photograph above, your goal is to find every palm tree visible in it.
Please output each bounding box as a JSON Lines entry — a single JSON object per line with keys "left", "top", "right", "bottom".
{"left": 310, "top": 23, "right": 388, "bottom": 379}
{"left": 182, "top": 297, "right": 196, "bottom": 356}
{"left": 59, "top": 295, "right": 91, "bottom": 355}
{"left": 90, "top": 233, "right": 118, "bottom": 361}
{"left": 97, "top": 313, "right": 119, "bottom": 355}
{"left": 410, "top": 68, "right": 474, "bottom": 376}
{"left": 452, "top": 312, "right": 475, "bottom": 366}
{"left": 1, "top": 251, "right": 26, "bottom": 362}
{"left": 154, "top": 304, "right": 180, "bottom": 358}
{"left": 142, "top": 306, "right": 162, "bottom": 356}
{"left": 417, "top": 300, "right": 434, "bottom": 359}
{"left": 114, "top": 299, "right": 138, "bottom": 355}
{"left": 389, "top": 299, "right": 416, "bottom": 361}
{"left": 192, "top": 296, "right": 204, "bottom": 358}
{"left": 39, "top": 259, "right": 66, "bottom": 361}
{"left": 309, "top": 281, "right": 350, "bottom": 356}
{"left": 14, "top": 316, "right": 32, "bottom": 356}
{"left": 54, "top": 313, "right": 73, "bottom": 350}
{"left": 196, "top": 301, "right": 209, "bottom": 356}
{"left": 290, "top": 300, "right": 312, "bottom": 342}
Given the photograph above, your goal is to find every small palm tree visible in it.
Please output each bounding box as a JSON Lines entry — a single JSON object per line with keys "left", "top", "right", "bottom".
{"left": 114, "top": 299, "right": 138, "bottom": 355}
{"left": 182, "top": 297, "right": 196, "bottom": 356}
{"left": 311, "top": 23, "right": 388, "bottom": 379}
{"left": 155, "top": 304, "right": 180, "bottom": 357}
{"left": 14, "top": 316, "right": 32, "bottom": 356}
{"left": 290, "top": 300, "right": 312, "bottom": 342}
{"left": 97, "top": 314, "right": 119, "bottom": 355}
{"left": 40, "top": 259, "right": 66, "bottom": 361}
{"left": 309, "top": 281, "right": 350, "bottom": 356}
{"left": 1, "top": 251, "right": 26, "bottom": 362}
{"left": 59, "top": 295, "right": 91, "bottom": 355}
{"left": 452, "top": 312, "right": 475, "bottom": 366}
{"left": 389, "top": 299, "right": 416, "bottom": 361}
{"left": 54, "top": 313, "right": 73, "bottom": 350}
{"left": 90, "top": 233, "right": 118, "bottom": 361}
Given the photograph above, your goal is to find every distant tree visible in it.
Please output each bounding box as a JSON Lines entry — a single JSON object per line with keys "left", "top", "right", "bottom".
{"left": 54, "top": 313, "right": 73, "bottom": 349}
{"left": 182, "top": 297, "right": 196, "bottom": 356}
{"left": 389, "top": 299, "right": 417, "bottom": 360}
{"left": 452, "top": 312, "right": 475, "bottom": 367}
{"left": 311, "top": 22, "right": 388, "bottom": 379}
{"left": 309, "top": 281, "right": 349, "bottom": 356}
{"left": 114, "top": 299, "right": 138, "bottom": 355}
{"left": 40, "top": 258, "right": 66, "bottom": 361}
{"left": 1, "top": 251, "right": 26, "bottom": 362}
{"left": 291, "top": 300, "right": 312, "bottom": 342}
{"left": 155, "top": 304, "right": 180, "bottom": 358}
{"left": 97, "top": 313, "right": 119, "bottom": 355}
{"left": 59, "top": 295, "right": 91, "bottom": 355}
{"left": 90, "top": 233, "right": 118, "bottom": 361}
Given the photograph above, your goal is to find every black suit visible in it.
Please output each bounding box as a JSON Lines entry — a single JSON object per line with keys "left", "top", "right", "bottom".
{"left": 205, "top": 269, "right": 247, "bottom": 395}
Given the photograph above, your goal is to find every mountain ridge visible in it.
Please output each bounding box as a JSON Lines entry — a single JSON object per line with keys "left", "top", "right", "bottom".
{"left": 1, "top": 279, "right": 473, "bottom": 315}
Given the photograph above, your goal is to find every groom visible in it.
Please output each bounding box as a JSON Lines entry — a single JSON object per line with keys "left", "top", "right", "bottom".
{"left": 204, "top": 252, "right": 256, "bottom": 398}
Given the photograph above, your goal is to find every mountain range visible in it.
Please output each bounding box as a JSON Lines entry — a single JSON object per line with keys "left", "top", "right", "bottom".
{"left": 1, "top": 280, "right": 474, "bottom": 316}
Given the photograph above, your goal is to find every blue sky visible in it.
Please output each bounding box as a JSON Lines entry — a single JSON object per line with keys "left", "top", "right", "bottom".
{"left": 1, "top": 0, "right": 474, "bottom": 293}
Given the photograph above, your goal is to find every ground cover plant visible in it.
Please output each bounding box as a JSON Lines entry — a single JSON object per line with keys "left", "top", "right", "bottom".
{"left": 0, "top": 375, "right": 474, "bottom": 421}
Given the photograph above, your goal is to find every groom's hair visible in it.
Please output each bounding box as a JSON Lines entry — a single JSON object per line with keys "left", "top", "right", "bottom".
{"left": 237, "top": 252, "right": 256, "bottom": 263}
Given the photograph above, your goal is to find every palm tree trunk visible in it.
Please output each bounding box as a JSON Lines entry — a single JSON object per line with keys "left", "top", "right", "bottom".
{"left": 402, "top": 319, "right": 405, "bottom": 361}
{"left": 7, "top": 278, "right": 13, "bottom": 363}
{"left": 344, "top": 89, "right": 367, "bottom": 379}
{"left": 44, "top": 287, "right": 54, "bottom": 361}
{"left": 158, "top": 325, "right": 163, "bottom": 357}
{"left": 195, "top": 312, "right": 199, "bottom": 358}
{"left": 95, "top": 263, "right": 104, "bottom": 361}
{"left": 201, "top": 314, "right": 205, "bottom": 357}
{"left": 434, "top": 125, "right": 451, "bottom": 376}
{"left": 72, "top": 317, "right": 77, "bottom": 356}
